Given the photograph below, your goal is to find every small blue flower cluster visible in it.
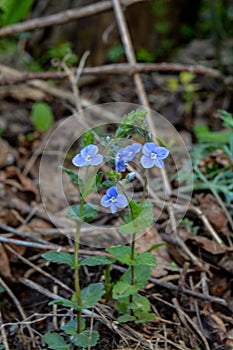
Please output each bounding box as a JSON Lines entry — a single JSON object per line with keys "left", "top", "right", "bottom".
{"left": 72, "top": 142, "right": 169, "bottom": 214}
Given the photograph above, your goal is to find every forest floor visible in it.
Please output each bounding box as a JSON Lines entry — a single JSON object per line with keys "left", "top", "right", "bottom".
{"left": 0, "top": 17, "right": 233, "bottom": 350}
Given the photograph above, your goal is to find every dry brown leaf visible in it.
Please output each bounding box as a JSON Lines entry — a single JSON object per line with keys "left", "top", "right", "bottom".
{"left": 4, "top": 166, "right": 39, "bottom": 201}
{"left": 200, "top": 194, "right": 228, "bottom": 232}
{"left": 135, "top": 227, "right": 171, "bottom": 277}
{"left": 0, "top": 243, "right": 11, "bottom": 278}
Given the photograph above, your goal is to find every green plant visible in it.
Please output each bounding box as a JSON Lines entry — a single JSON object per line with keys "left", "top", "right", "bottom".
{"left": 42, "top": 110, "right": 169, "bottom": 348}
{"left": 107, "top": 43, "right": 125, "bottom": 62}
{"left": 0, "top": 0, "right": 35, "bottom": 26}
{"left": 167, "top": 72, "right": 200, "bottom": 113}
{"left": 31, "top": 102, "right": 54, "bottom": 132}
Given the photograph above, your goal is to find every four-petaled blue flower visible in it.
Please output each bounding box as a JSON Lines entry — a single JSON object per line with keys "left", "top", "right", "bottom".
{"left": 140, "top": 142, "right": 169, "bottom": 169}
{"left": 72, "top": 144, "right": 103, "bottom": 167}
{"left": 115, "top": 143, "right": 142, "bottom": 172}
{"left": 100, "top": 186, "right": 128, "bottom": 214}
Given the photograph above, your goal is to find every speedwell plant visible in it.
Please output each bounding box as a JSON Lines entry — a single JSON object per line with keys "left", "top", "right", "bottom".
{"left": 43, "top": 109, "right": 169, "bottom": 349}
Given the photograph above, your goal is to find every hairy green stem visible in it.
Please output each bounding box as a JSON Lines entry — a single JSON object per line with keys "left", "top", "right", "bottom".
{"left": 74, "top": 199, "right": 85, "bottom": 334}
{"left": 103, "top": 265, "right": 112, "bottom": 301}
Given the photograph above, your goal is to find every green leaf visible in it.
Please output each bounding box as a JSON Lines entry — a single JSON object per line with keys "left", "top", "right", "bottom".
{"left": 80, "top": 255, "right": 115, "bottom": 267}
{"left": 43, "top": 332, "right": 71, "bottom": 350}
{"left": 61, "top": 318, "right": 85, "bottom": 335}
{"left": 0, "top": 0, "right": 35, "bottom": 26}
{"left": 117, "top": 314, "right": 136, "bottom": 323}
{"left": 112, "top": 281, "right": 138, "bottom": 299}
{"left": 81, "top": 283, "right": 104, "bottom": 309}
{"left": 42, "top": 251, "right": 75, "bottom": 268}
{"left": 72, "top": 330, "right": 99, "bottom": 348}
{"left": 96, "top": 172, "right": 103, "bottom": 188}
{"left": 180, "top": 71, "right": 195, "bottom": 85}
{"left": 131, "top": 252, "right": 157, "bottom": 267}
{"left": 31, "top": 102, "right": 54, "bottom": 132}
{"left": 82, "top": 130, "right": 95, "bottom": 146}
{"left": 49, "top": 299, "right": 77, "bottom": 309}
{"left": 61, "top": 166, "right": 81, "bottom": 188}
{"left": 134, "top": 310, "right": 155, "bottom": 323}
{"left": 122, "top": 265, "right": 151, "bottom": 289}
{"left": 120, "top": 200, "right": 153, "bottom": 234}
{"left": 0, "top": 284, "right": 5, "bottom": 294}
{"left": 67, "top": 204, "right": 97, "bottom": 222}
{"left": 115, "top": 109, "right": 148, "bottom": 138}
{"left": 106, "top": 246, "right": 132, "bottom": 265}
{"left": 146, "top": 243, "right": 165, "bottom": 253}
{"left": 130, "top": 294, "right": 151, "bottom": 312}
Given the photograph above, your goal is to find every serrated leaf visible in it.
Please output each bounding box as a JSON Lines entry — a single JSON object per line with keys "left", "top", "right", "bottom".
{"left": 131, "top": 252, "right": 157, "bottom": 267}
{"left": 112, "top": 281, "right": 138, "bottom": 299}
{"left": 61, "top": 318, "right": 85, "bottom": 335}
{"left": 130, "top": 294, "right": 151, "bottom": 312}
{"left": 42, "top": 251, "right": 75, "bottom": 268}
{"left": 61, "top": 166, "right": 82, "bottom": 188}
{"left": 120, "top": 200, "right": 153, "bottom": 234}
{"left": 43, "top": 332, "right": 71, "bottom": 350}
{"left": 134, "top": 310, "right": 155, "bottom": 323}
{"left": 67, "top": 204, "right": 97, "bottom": 222}
{"left": 117, "top": 314, "right": 136, "bottom": 323}
{"left": 122, "top": 265, "right": 151, "bottom": 289}
{"left": 106, "top": 246, "right": 132, "bottom": 265}
{"left": 80, "top": 255, "right": 115, "bottom": 267}
{"left": 81, "top": 283, "right": 104, "bottom": 309}
{"left": 71, "top": 330, "right": 99, "bottom": 348}
{"left": 31, "top": 102, "right": 54, "bottom": 132}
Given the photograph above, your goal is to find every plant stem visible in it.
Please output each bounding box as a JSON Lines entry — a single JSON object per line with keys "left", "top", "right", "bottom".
{"left": 74, "top": 198, "right": 85, "bottom": 334}
{"left": 103, "top": 265, "right": 112, "bottom": 301}
{"left": 129, "top": 233, "right": 136, "bottom": 312}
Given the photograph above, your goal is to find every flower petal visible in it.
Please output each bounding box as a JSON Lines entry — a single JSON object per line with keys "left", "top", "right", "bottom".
{"left": 156, "top": 147, "right": 169, "bottom": 159}
{"left": 154, "top": 158, "right": 164, "bottom": 168}
{"left": 140, "top": 155, "right": 154, "bottom": 168}
{"left": 72, "top": 154, "right": 85, "bottom": 167}
{"left": 101, "top": 195, "right": 112, "bottom": 207}
{"left": 81, "top": 144, "right": 98, "bottom": 157}
{"left": 91, "top": 154, "right": 103, "bottom": 166}
{"left": 115, "top": 158, "right": 126, "bottom": 172}
{"left": 110, "top": 203, "right": 117, "bottom": 214}
{"left": 107, "top": 186, "right": 118, "bottom": 198}
{"left": 142, "top": 142, "right": 157, "bottom": 156}
{"left": 116, "top": 194, "right": 128, "bottom": 208}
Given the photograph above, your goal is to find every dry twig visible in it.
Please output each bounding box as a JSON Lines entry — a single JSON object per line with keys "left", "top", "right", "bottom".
{"left": 0, "top": 0, "right": 145, "bottom": 37}
{"left": 0, "top": 276, "right": 36, "bottom": 348}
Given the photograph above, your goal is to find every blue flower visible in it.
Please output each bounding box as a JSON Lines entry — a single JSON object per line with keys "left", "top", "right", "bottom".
{"left": 115, "top": 143, "right": 142, "bottom": 172}
{"left": 140, "top": 142, "right": 169, "bottom": 169}
{"left": 100, "top": 186, "right": 128, "bottom": 214}
{"left": 72, "top": 144, "right": 103, "bottom": 167}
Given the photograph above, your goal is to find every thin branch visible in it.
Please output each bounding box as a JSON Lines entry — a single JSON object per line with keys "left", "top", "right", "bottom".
{"left": 0, "top": 276, "right": 36, "bottom": 348}
{"left": 4, "top": 245, "right": 74, "bottom": 294}
{"left": 1, "top": 62, "right": 229, "bottom": 85}
{"left": 0, "top": 310, "right": 10, "bottom": 350}
{"left": 112, "top": 0, "right": 172, "bottom": 200}
{"left": 0, "top": 0, "right": 146, "bottom": 38}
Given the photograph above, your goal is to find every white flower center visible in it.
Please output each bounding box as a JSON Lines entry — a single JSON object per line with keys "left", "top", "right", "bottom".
{"left": 111, "top": 196, "right": 117, "bottom": 202}
{"left": 151, "top": 152, "right": 157, "bottom": 159}
{"left": 85, "top": 155, "right": 92, "bottom": 161}
{"left": 128, "top": 151, "right": 133, "bottom": 156}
